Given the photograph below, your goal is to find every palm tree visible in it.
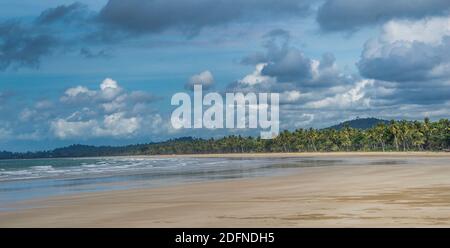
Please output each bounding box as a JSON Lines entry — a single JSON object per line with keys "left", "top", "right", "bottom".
{"left": 389, "top": 121, "right": 400, "bottom": 151}
{"left": 306, "top": 128, "right": 318, "bottom": 152}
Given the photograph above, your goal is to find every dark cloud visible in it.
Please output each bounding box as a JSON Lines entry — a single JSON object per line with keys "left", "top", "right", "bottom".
{"left": 363, "top": 80, "right": 450, "bottom": 106}
{"left": 0, "top": 21, "right": 58, "bottom": 70}
{"left": 262, "top": 48, "right": 313, "bottom": 82}
{"left": 79, "top": 48, "right": 111, "bottom": 59}
{"left": 0, "top": 3, "right": 102, "bottom": 70}
{"left": 393, "top": 86, "right": 450, "bottom": 105}
{"left": 240, "top": 52, "right": 266, "bottom": 65}
{"left": 241, "top": 29, "right": 292, "bottom": 65}
{"left": 355, "top": 18, "right": 450, "bottom": 108}
{"left": 263, "top": 28, "right": 291, "bottom": 40}
{"left": 317, "top": 0, "right": 450, "bottom": 31}
{"left": 239, "top": 29, "right": 351, "bottom": 88}
{"left": 0, "top": 1, "right": 312, "bottom": 70}
{"left": 97, "top": 0, "right": 311, "bottom": 35}
{"left": 358, "top": 37, "right": 450, "bottom": 82}
{"left": 36, "top": 2, "right": 88, "bottom": 25}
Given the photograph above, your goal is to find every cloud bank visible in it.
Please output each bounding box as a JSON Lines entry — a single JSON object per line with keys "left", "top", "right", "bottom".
{"left": 317, "top": 0, "right": 450, "bottom": 31}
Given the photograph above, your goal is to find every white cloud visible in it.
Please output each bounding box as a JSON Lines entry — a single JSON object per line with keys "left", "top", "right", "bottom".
{"left": 306, "top": 80, "right": 373, "bottom": 109}
{"left": 238, "top": 63, "right": 276, "bottom": 86}
{"left": 280, "top": 112, "right": 314, "bottom": 129}
{"left": 99, "top": 78, "right": 122, "bottom": 100}
{"left": 357, "top": 16, "right": 450, "bottom": 88}
{"left": 101, "top": 100, "right": 125, "bottom": 113}
{"left": 51, "top": 119, "right": 97, "bottom": 139}
{"left": 96, "top": 112, "right": 140, "bottom": 137}
{"left": 46, "top": 78, "right": 167, "bottom": 140}
{"left": 281, "top": 90, "right": 302, "bottom": 103}
{"left": 100, "top": 78, "right": 119, "bottom": 90}
{"left": 35, "top": 100, "right": 53, "bottom": 110}
{"left": 381, "top": 17, "right": 450, "bottom": 45}
{"left": 61, "top": 86, "right": 96, "bottom": 103}
{"left": 65, "top": 86, "right": 95, "bottom": 97}
{"left": 101, "top": 94, "right": 127, "bottom": 113}
{"left": 362, "top": 17, "right": 450, "bottom": 61}
{"left": 19, "top": 108, "right": 37, "bottom": 122}
{"left": 186, "top": 70, "right": 215, "bottom": 90}
{"left": 51, "top": 112, "right": 141, "bottom": 139}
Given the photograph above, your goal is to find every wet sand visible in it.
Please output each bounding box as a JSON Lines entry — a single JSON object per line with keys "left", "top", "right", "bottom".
{"left": 1, "top": 153, "right": 450, "bottom": 227}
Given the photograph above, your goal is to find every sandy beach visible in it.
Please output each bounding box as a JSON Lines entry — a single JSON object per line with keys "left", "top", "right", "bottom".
{"left": 1, "top": 153, "right": 450, "bottom": 227}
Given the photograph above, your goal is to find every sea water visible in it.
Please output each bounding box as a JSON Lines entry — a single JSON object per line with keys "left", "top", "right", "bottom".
{"left": 0, "top": 156, "right": 418, "bottom": 209}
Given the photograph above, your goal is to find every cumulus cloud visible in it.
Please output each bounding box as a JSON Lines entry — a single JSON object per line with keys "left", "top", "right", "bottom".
{"left": 237, "top": 29, "right": 353, "bottom": 90}
{"left": 261, "top": 48, "right": 313, "bottom": 83}
{"left": 63, "top": 78, "right": 152, "bottom": 108}
{"left": 317, "top": 0, "right": 450, "bottom": 31}
{"left": 100, "top": 112, "right": 140, "bottom": 136}
{"left": 238, "top": 64, "right": 276, "bottom": 86}
{"left": 99, "top": 78, "right": 122, "bottom": 100}
{"left": 3, "top": 0, "right": 450, "bottom": 148}
{"left": 35, "top": 100, "right": 53, "bottom": 110}
{"left": 227, "top": 29, "right": 381, "bottom": 127}
{"left": 0, "top": 77, "right": 163, "bottom": 142}
{"left": 358, "top": 17, "right": 450, "bottom": 82}
{"left": 60, "top": 86, "right": 96, "bottom": 103}
{"left": 380, "top": 17, "right": 450, "bottom": 44}
{"left": 279, "top": 111, "right": 314, "bottom": 130}
{"left": 356, "top": 17, "right": 450, "bottom": 106}
{"left": 305, "top": 79, "right": 373, "bottom": 109}
{"left": 61, "top": 78, "right": 125, "bottom": 105}
{"left": 51, "top": 118, "right": 97, "bottom": 139}
{"left": 280, "top": 90, "right": 302, "bottom": 104}
{"left": 65, "top": 86, "right": 95, "bottom": 97}
{"left": 185, "top": 70, "right": 215, "bottom": 90}
{"left": 51, "top": 112, "right": 141, "bottom": 139}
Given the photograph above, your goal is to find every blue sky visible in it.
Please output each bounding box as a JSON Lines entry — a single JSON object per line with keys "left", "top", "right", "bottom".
{"left": 1, "top": 0, "right": 450, "bottom": 151}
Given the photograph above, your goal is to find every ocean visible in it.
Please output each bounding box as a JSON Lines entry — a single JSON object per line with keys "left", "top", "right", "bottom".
{"left": 0, "top": 156, "right": 413, "bottom": 209}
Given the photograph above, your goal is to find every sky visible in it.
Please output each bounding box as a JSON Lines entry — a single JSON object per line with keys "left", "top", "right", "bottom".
{"left": 1, "top": 0, "right": 450, "bottom": 151}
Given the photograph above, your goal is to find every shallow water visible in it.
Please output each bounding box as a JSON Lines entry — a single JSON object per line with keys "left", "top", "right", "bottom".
{"left": 0, "top": 155, "right": 431, "bottom": 209}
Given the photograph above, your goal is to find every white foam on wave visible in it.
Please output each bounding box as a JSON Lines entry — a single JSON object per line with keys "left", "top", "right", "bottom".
{"left": 31, "top": 165, "right": 54, "bottom": 171}
{"left": 81, "top": 164, "right": 99, "bottom": 168}
{"left": 0, "top": 157, "right": 240, "bottom": 181}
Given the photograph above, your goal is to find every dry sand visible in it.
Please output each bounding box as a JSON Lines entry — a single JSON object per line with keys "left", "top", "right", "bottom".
{"left": 1, "top": 153, "right": 450, "bottom": 227}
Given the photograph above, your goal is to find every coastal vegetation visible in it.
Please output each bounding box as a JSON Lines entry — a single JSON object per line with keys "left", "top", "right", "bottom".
{"left": 0, "top": 118, "right": 449, "bottom": 159}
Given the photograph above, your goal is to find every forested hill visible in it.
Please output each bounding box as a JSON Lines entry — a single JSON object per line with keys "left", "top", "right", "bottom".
{"left": 327, "top": 118, "right": 390, "bottom": 130}
{"left": 0, "top": 118, "right": 449, "bottom": 159}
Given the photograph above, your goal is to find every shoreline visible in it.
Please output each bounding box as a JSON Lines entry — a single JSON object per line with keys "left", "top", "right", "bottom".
{"left": 1, "top": 154, "right": 450, "bottom": 227}
{"left": 153, "top": 151, "right": 450, "bottom": 158}
{"left": 1, "top": 151, "right": 450, "bottom": 161}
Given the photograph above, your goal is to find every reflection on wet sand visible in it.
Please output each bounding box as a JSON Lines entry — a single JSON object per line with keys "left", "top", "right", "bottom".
{"left": 1, "top": 153, "right": 450, "bottom": 227}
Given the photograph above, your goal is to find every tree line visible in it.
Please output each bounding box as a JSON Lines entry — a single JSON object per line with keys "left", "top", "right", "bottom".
{"left": 0, "top": 118, "right": 449, "bottom": 159}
